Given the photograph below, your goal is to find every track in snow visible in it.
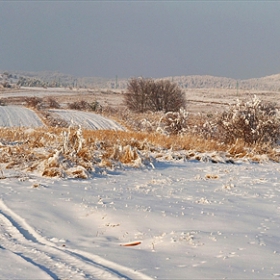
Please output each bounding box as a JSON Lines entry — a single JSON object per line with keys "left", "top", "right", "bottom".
{"left": 0, "top": 199, "right": 152, "bottom": 280}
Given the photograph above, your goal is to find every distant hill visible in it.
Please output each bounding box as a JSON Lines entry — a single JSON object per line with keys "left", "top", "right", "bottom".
{"left": 1, "top": 70, "right": 280, "bottom": 91}
{"left": 165, "top": 74, "right": 280, "bottom": 91}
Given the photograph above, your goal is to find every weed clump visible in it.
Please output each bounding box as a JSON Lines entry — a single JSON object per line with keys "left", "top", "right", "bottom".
{"left": 218, "top": 96, "right": 280, "bottom": 145}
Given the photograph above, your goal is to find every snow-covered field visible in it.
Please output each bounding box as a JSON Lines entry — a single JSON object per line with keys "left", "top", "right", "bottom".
{"left": 1, "top": 104, "right": 280, "bottom": 279}
{"left": 0, "top": 105, "right": 44, "bottom": 127}
{"left": 0, "top": 105, "right": 124, "bottom": 130}
{"left": 50, "top": 109, "right": 124, "bottom": 130}
{"left": 1, "top": 161, "right": 280, "bottom": 279}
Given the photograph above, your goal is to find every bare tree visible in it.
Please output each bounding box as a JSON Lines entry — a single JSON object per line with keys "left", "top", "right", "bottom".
{"left": 124, "top": 78, "right": 186, "bottom": 113}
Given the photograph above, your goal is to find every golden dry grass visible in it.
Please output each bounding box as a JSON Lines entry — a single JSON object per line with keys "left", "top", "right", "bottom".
{"left": 0, "top": 126, "right": 279, "bottom": 178}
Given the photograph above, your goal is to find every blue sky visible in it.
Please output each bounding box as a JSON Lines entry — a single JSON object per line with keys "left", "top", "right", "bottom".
{"left": 1, "top": 1, "right": 280, "bottom": 79}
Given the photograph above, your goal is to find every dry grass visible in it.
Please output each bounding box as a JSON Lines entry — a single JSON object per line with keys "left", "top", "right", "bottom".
{"left": 1, "top": 126, "right": 280, "bottom": 178}
{"left": 2, "top": 95, "right": 280, "bottom": 179}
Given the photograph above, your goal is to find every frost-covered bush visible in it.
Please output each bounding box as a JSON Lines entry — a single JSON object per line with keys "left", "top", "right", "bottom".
{"left": 158, "top": 108, "right": 188, "bottom": 135}
{"left": 188, "top": 113, "right": 218, "bottom": 140}
{"left": 119, "top": 109, "right": 163, "bottom": 132}
{"left": 218, "top": 96, "right": 280, "bottom": 145}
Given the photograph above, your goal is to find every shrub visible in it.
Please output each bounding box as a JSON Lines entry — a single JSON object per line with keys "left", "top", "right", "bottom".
{"left": 25, "top": 97, "right": 43, "bottom": 108}
{"left": 218, "top": 95, "right": 280, "bottom": 145}
{"left": 119, "top": 109, "right": 163, "bottom": 132}
{"left": 68, "top": 100, "right": 102, "bottom": 112}
{"left": 88, "top": 100, "right": 102, "bottom": 112}
{"left": 124, "top": 78, "right": 186, "bottom": 113}
{"left": 68, "top": 100, "right": 90, "bottom": 110}
{"left": 157, "top": 108, "right": 188, "bottom": 135}
{"left": 47, "top": 97, "right": 60, "bottom": 109}
{"left": 189, "top": 113, "right": 219, "bottom": 140}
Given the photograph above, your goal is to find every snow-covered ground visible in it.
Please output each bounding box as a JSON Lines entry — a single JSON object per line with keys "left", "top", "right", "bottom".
{"left": 0, "top": 105, "right": 124, "bottom": 130}
{"left": 1, "top": 105, "right": 280, "bottom": 279}
{"left": 50, "top": 109, "right": 125, "bottom": 130}
{"left": 1, "top": 161, "right": 280, "bottom": 279}
{"left": 0, "top": 105, "right": 44, "bottom": 127}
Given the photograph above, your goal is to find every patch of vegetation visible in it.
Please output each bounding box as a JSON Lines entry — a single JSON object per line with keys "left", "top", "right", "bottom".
{"left": 124, "top": 78, "right": 186, "bottom": 113}
{"left": 68, "top": 100, "right": 102, "bottom": 112}
{"left": 24, "top": 97, "right": 43, "bottom": 109}
{"left": 218, "top": 96, "right": 280, "bottom": 145}
{"left": 1, "top": 95, "right": 280, "bottom": 179}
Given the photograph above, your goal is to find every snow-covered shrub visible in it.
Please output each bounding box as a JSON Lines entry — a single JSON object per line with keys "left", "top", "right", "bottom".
{"left": 119, "top": 109, "right": 163, "bottom": 132}
{"left": 42, "top": 150, "right": 69, "bottom": 177}
{"left": 42, "top": 126, "right": 92, "bottom": 178}
{"left": 188, "top": 113, "right": 218, "bottom": 140}
{"left": 219, "top": 96, "right": 280, "bottom": 145}
{"left": 158, "top": 108, "right": 188, "bottom": 135}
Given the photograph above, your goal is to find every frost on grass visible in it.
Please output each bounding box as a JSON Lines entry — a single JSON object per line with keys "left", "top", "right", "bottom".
{"left": 0, "top": 126, "right": 157, "bottom": 178}
{"left": 0, "top": 128, "right": 230, "bottom": 179}
{"left": 157, "top": 108, "right": 188, "bottom": 135}
{"left": 1, "top": 122, "right": 276, "bottom": 179}
{"left": 2, "top": 96, "right": 280, "bottom": 179}
{"left": 219, "top": 95, "right": 280, "bottom": 145}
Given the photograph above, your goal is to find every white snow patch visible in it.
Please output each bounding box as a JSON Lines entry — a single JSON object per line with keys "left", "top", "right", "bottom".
{"left": 0, "top": 106, "right": 44, "bottom": 127}
{"left": 1, "top": 161, "right": 280, "bottom": 279}
{"left": 50, "top": 109, "right": 125, "bottom": 130}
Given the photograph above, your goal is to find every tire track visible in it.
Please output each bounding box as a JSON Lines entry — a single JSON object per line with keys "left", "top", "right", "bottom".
{"left": 0, "top": 199, "right": 153, "bottom": 280}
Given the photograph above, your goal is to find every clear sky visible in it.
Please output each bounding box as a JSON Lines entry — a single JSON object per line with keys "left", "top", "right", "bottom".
{"left": 1, "top": 1, "right": 280, "bottom": 79}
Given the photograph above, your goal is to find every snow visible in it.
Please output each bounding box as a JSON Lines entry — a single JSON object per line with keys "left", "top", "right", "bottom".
{"left": 1, "top": 160, "right": 280, "bottom": 279}
{"left": 1, "top": 106, "right": 280, "bottom": 279}
{"left": 0, "top": 105, "right": 124, "bottom": 130}
{"left": 50, "top": 109, "right": 125, "bottom": 130}
{"left": 0, "top": 105, "right": 44, "bottom": 127}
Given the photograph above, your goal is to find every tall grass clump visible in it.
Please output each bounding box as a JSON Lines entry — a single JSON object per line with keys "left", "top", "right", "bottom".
{"left": 218, "top": 95, "right": 280, "bottom": 145}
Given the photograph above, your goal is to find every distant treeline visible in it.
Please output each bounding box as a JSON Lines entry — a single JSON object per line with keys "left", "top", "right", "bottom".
{"left": 2, "top": 70, "right": 280, "bottom": 91}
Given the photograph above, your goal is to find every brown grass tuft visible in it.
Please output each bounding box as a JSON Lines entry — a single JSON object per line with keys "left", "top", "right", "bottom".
{"left": 205, "top": 174, "right": 219, "bottom": 179}
{"left": 42, "top": 167, "right": 64, "bottom": 177}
